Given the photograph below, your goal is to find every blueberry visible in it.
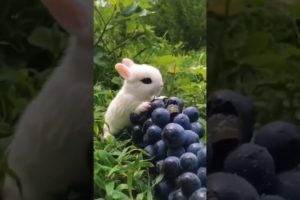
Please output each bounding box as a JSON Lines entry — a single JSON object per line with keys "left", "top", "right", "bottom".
{"left": 142, "top": 118, "right": 154, "bottom": 133}
{"left": 278, "top": 169, "right": 300, "bottom": 200}
{"left": 187, "top": 142, "right": 205, "bottom": 155}
{"left": 163, "top": 156, "right": 181, "bottom": 179}
{"left": 189, "top": 187, "right": 207, "bottom": 200}
{"left": 260, "top": 195, "right": 286, "bottom": 200}
{"left": 197, "top": 148, "right": 206, "bottom": 167}
{"left": 134, "top": 143, "right": 145, "bottom": 148}
{"left": 146, "top": 125, "right": 162, "bottom": 144}
{"left": 178, "top": 172, "right": 201, "bottom": 196}
{"left": 143, "top": 133, "right": 150, "bottom": 146}
{"left": 149, "top": 98, "right": 166, "bottom": 113}
{"left": 154, "top": 140, "right": 167, "bottom": 160}
{"left": 197, "top": 167, "right": 207, "bottom": 187}
{"left": 167, "top": 104, "right": 181, "bottom": 120}
{"left": 208, "top": 89, "right": 254, "bottom": 142}
{"left": 206, "top": 142, "right": 213, "bottom": 168}
{"left": 144, "top": 145, "right": 155, "bottom": 159}
{"left": 207, "top": 113, "right": 242, "bottom": 143}
{"left": 207, "top": 172, "right": 260, "bottom": 200}
{"left": 173, "top": 114, "right": 191, "bottom": 130}
{"left": 224, "top": 143, "right": 278, "bottom": 194}
{"left": 190, "top": 122, "right": 204, "bottom": 138}
{"left": 254, "top": 121, "right": 300, "bottom": 172}
{"left": 183, "top": 107, "right": 199, "bottom": 122}
{"left": 131, "top": 125, "right": 143, "bottom": 144}
{"left": 130, "top": 112, "right": 141, "bottom": 125}
{"left": 183, "top": 130, "right": 199, "bottom": 148}
{"left": 162, "top": 123, "right": 186, "bottom": 148}
{"left": 180, "top": 153, "right": 199, "bottom": 173}
{"left": 166, "top": 97, "right": 184, "bottom": 112}
{"left": 130, "top": 112, "right": 148, "bottom": 125}
{"left": 167, "top": 147, "right": 185, "bottom": 157}
{"left": 151, "top": 108, "right": 171, "bottom": 128}
{"left": 168, "top": 189, "right": 187, "bottom": 200}
{"left": 207, "top": 114, "right": 241, "bottom": 173}
{"left": 155, "top": 180, "right": 173, "bottom": 199}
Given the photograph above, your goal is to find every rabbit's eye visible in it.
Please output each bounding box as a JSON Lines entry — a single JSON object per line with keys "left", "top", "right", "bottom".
{"left": 141, "top": 77, "right": 152, "bottom": 84}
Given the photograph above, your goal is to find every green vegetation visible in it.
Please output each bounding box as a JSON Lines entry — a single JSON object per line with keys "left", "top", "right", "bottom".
{"left": 208, "top": 0, "right": 300, "bottom": 127}
{"left": 0, "top": 0, "right": 67, "bottom": 191}
{"left": 93, "top": 0, "right": 206, "bottom": 199}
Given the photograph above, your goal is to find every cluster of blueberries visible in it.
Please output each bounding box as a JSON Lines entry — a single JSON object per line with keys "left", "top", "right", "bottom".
{"left": 130, "top": 97, "right": 207, "bottom": 199}
{"left": 207, "top": 90, "right": 300, "bottom": 200}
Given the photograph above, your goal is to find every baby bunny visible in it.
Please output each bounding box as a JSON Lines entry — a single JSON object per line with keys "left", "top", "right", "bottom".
{"left": 103, "top": 58, "right": 164, "bottom": 138}
{"left": 2, "top": 0, "right": 93, "bottom": 199}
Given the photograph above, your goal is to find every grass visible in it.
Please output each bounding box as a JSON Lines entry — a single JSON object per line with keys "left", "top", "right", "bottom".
{"left": 93, "top": 85, "right": 158, "bottom": 199}
{"left": 94, "top": 135, "right": 156, "bottom": 200}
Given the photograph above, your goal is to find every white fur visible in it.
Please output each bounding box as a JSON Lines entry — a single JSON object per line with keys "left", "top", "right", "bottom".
{"left": 2, "top": 0, "right": 93, "bottom": 199}
{"left": 104, "top": 62, "right": 163, "bottom": 137}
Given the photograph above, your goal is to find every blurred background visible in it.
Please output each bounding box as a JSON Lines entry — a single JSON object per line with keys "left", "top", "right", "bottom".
{"left": 0, "top": 0, "right": 68, "bottom": 193}
{"left": 207, "top": 1, "right": 300, "bottom": 199}
{"left": 208, "top": 0, "right": 300, "bottom": 128}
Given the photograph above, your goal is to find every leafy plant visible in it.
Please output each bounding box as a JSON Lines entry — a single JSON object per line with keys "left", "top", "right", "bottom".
{"left": 94, "top": 0, "right": 206, "bottom": 199}
{"left": 0, "top": 0, "right": 67, "bottom": 191}
{"left": 94, "top": 137, "right": 155, "bottom": 200}
{"left": 147, "top": 0, "right": 206, "bottom": 50}
{"left": 208, "top": 0, "right": 300, "bottom": 127}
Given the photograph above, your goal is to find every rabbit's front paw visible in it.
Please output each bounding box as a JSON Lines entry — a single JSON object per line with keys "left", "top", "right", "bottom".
{"left": 156, "top": 96, "right": 168, "bottom": 100}
{"left": 102, "top": 124, "right": 114, "bottom": 140}
{"left": 135, "top": 101, "right": 151, "bottom": 114}
{"left": 103, "top": 131, "right": 113, "bottom": 139}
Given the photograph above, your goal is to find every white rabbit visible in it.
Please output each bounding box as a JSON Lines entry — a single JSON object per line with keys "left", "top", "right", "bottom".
{"left": 2, "top": 0, "right": 93, "bottom": 199}
{"left": 103, "top": 58, "right": 164, "bottom": 138}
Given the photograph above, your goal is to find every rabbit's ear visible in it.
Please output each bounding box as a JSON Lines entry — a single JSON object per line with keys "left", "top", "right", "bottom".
{"left": 122, "top": 58, "right": 134, "bottom": 68}
{"left": 42, "top": 0, "right": 87, "bottom": 34}
{"left": 115, "top": 63, "right": 130, "bottom": 80}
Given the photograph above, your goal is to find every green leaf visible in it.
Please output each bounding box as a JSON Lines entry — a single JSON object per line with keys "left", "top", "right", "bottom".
{"left": 154, "top": 55, "right": 176, "bottom": 66}
{"left": 140, "top": 1, "right": 152, "bottom": 9}
{"left": 121, "top": 3, "right": 141, "bottom": 16}
{"left": 111, "top": 76, "right": 123, "bottom": 86}
{"left": 122, "top": 0, "right": 134, "bottom": 7}
{"left": 116, "top": 184, "right": 128, "bottom": 191}
{"left": 286, "top": 3, "right": 300, "bottom": 18}
{"left": 105, "top": 182, "right": 115, "bottom": 196}
{"left": 136, "top": 193, "right": 144, "bottom": 200}
{"left": 147, "top": 186, "right": 153, "bottom": 200}
{"left": 239, "top": 52, "right": 287, "bottom": 70}
{"left": 152, "top": 173, "right": 164, "bottom": 186}
{"left": 111, "top": 190, "right": 131, "bottom": 200}
{"left": 108, "top": 165, "right": 122, "bottom": 177}
{"left": 94, "top": 51, "right": 106, "bottom": 66}
{"left": 127, "top": 172, "right": 133, "bottom": 198}
{"left": 126, "top": 21, "right": 137, "bottom": 33}
{"left": 27, "top": 27, "right": 55, "bottom": 53}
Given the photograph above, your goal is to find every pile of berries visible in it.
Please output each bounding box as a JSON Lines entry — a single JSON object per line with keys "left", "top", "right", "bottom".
{"left": 130, "top": 97, "right": 207, "bottom": 199}
{"left": 207, "top": 90, "right": 300, "bottom": 200}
